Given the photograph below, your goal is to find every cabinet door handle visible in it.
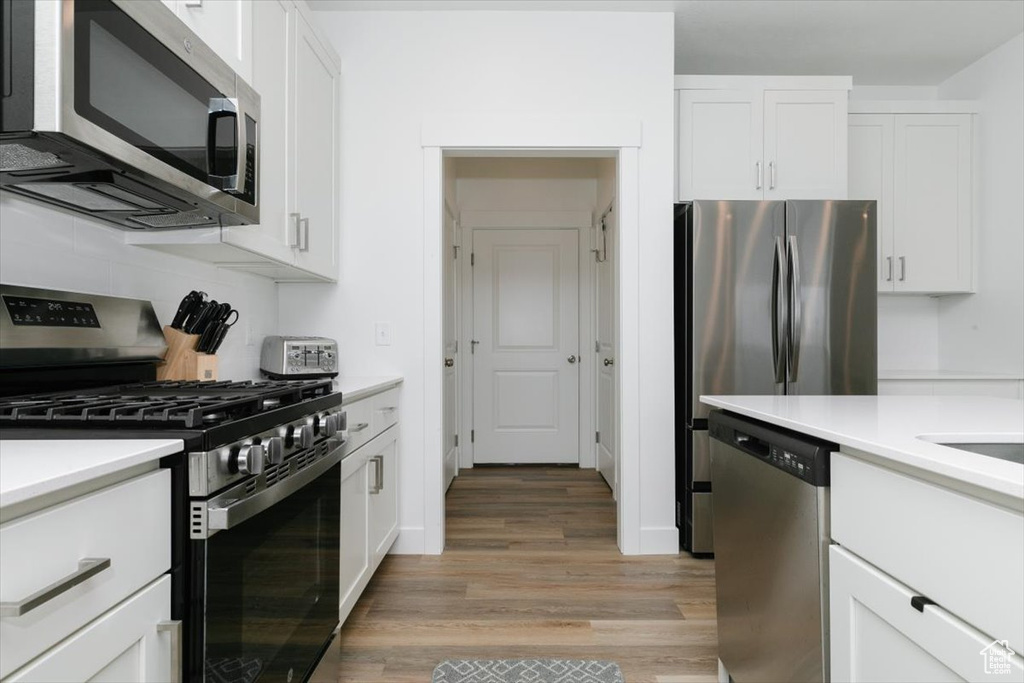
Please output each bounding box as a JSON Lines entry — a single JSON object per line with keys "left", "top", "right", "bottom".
{"left": 298, "top": 217, "right": 310, "bottom": 252}
{"left": 0, "top": 558, "right": 111, "bottom": 617}
{"left": 899, "top": 256, "right": 906, "bottom": 282}
{"left": 755, "top": 161, "right": 763, "bottom": 190}
{"left": 886, "top": 256, "right": 893, "bottom": 282}
{"left": 768, "top": 161, "right": 776, "bottom": 190}
{"left": 157, "top": 620, "right": 183, "bottom": 683}
{"left": 350, "top": 422, "right": 370, "bottom": 433}
{"left": 289, "top": 213, "right": 302, "bottom": 248}
{"left": 183, "top": 0, "right": 203, "bottom": 7}
{"left": 369, "top": 454, "right": 384, "bottom": 494}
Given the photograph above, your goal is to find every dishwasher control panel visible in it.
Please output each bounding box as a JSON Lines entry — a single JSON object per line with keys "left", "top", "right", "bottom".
{"left": 709, "top": 410, "right": 835, "bottom": 486}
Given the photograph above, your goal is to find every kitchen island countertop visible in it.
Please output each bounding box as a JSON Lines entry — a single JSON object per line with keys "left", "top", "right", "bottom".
{"left": 699, "top": 395, "right": 1024, "bottom": 503}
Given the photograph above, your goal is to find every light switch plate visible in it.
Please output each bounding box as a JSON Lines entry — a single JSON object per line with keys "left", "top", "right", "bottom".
{"left": 375, "top": 322, "right": 392, "bottom": 346}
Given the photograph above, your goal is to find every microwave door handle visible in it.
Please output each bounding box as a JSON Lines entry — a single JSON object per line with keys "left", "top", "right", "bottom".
{"left": 207, "top": 97, "right": 241, "bottom": 193}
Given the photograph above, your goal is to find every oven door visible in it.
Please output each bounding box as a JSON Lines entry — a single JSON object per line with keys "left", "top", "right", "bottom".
{"left": 194, "top": 447, "right": 340, "bottom": 683}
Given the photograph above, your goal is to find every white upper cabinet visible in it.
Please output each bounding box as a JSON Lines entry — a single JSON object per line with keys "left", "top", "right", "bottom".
{"left": 763, "top": 90, "right": 847, "bottom": 199}
{"left": 292, "top": 11, "right": 340, "bottom": 278}
{"left": 677, "top": 89, "right": 764, "bottom": 200}
{"left": 849, "top": 106, "right": 975, "bottom": 294}
{"left": 162, "top": 0, "right": 253, "bottom": 84}
{"left": 675, "top": 76, "right": 851, "bottom": 201}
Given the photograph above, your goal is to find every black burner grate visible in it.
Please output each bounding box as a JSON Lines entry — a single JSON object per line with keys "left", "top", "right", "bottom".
{"left": 0, "top": 379, "right": 333, "bottom": 429}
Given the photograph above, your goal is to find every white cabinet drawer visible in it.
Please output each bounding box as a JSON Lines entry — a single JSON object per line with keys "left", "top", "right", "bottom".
{"left": 0, "top": 471, "right": 171, "bottom": 678}
{"left": 5, "top": 576, "right": 174, "bottom": 683}
{"left": 830, "top": 545, "right": 1023, "bottom": 682}
{"left": 370, "top": 388, "right": 399, "bottom": 435}
{"left": 343, "top": 397, "right": 374, "bottom": 453}
{"left": 832, "top": 453, "right": 1023, "bottom": 652}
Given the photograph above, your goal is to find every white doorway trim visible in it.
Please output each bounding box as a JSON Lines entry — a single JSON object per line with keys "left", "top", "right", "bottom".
{"left": 421, "top": 115, "right": 642, "bottom": 555}
{"left": 458, "top": 211, "right": 595, "bottom": 471}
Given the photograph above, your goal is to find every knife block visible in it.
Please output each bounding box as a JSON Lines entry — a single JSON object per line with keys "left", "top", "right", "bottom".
{"left": 156, "top": 326, "right": 218, "bottom": 381}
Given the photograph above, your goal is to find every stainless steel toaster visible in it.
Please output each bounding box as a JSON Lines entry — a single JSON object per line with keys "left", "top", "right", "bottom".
{"left": 260, "top": 336, "right": 338, "bottom": 379}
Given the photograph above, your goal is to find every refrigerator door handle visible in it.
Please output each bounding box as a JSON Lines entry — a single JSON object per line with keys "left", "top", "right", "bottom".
{"left": 771, "top": 236, "right": 786, "bottom": 383}
{"left": 787, "top": 236, "right": 802, "bottom": 381}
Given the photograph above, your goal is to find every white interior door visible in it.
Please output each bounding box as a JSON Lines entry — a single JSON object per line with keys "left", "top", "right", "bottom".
{"left": 595, "top": 208, "right": 617, "bottom": 493}
{"left": 442, "top": 204, "right": 459, "bottom": 490}
{"left": 472, "top": 229, "right": 580, "bottom": 464}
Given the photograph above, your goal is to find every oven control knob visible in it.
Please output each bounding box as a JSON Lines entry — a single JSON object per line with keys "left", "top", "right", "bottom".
{"left": 298, "top": 424, "right": 315, "bottom": 449}
{"left": 322, "top": 413, "right": 340, "bottom": 437}
{"left": 265, "top": 436, "right": 285, "bottom": 465}
{"left": 235, "top": 444, "right": 265, "bottom": 475}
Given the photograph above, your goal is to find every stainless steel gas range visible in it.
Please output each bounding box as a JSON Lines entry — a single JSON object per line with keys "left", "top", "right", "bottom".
{"left": 0, "top": 285, "right": 345, "bottom": 682}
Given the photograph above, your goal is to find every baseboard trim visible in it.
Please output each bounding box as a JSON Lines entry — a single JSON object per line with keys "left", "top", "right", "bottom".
{"left": 390, "top": 526, "right": 425, "bottom": 554}
{"left": 638, "top": 526, "right": 681, "bottom": 555}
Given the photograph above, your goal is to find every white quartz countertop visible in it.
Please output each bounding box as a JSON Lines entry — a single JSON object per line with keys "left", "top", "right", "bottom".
{"left": 0, "top": 439, "right": 182, "bottom": 512}
{"left": 879, "top": 369, "right": 1024, "bottom": 381}
{"left": 699, "top": 395, "right": 1024, "bottom": 501}
{"left": 334, "top": 376, "right": 403, "bottom": 404}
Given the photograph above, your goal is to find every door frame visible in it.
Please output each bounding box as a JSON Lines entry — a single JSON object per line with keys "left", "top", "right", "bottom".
{"left": 457, "top": 215, "right": 595, "bottom": 470}
{"left": 421, "top": 114, "right": 641, "bottom": 555}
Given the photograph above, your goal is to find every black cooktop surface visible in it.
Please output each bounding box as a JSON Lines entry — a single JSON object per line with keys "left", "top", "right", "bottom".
{"left": 0, "top": 379, "right": 335, "bottom": 430}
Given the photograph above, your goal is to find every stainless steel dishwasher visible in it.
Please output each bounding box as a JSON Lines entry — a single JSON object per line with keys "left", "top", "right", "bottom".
{"left": 709, "top": 410, "right": 837, "bottom": 683}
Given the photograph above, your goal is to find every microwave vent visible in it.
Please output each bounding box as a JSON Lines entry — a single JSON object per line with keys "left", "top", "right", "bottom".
{"left": 0, "top": 143, "right": 70, "bottom": 172}
{"left": 12, "top": 182, "right": 143, "bottom": 211}
{"left": 127, "top": 210, "right": 218, "bottom": 228}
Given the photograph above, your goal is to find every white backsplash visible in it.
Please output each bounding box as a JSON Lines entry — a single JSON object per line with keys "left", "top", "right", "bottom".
{"left": 0, "top": 194, "right": 278, "bottom": 380}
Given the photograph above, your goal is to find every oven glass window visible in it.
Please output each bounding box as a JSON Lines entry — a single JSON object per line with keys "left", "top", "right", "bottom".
{"left": 73, "top": 0, "right": 225, "bottom": 183}
{"left": 202, "top": 461, "right": 340, "bottom": 683}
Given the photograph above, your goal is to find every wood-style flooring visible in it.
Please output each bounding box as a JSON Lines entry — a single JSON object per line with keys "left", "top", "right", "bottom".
{"left": 311, "top": 466, "right": 718, "bottom": 682}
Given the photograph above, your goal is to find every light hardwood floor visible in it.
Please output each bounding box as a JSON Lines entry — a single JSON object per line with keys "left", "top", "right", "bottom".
{"left": 312, "top": 466, "right": 718, "bottom": 682}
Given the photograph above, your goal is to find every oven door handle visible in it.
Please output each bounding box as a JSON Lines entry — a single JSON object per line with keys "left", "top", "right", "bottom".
{"left": 206, "top": 444, "right": 343, "bottom": 533}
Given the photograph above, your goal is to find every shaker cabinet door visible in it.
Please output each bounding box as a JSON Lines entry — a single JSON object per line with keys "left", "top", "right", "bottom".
{"left": 763, "top": 90, "right": 848, "bottom": 200}
{"left": 848, "top": 114, "right": 895, "bottom": 291}
{"left": 677, "top": 89, "right": 764, "bottom": 201}
{"left": 893, "top": 114, "right": 973, "bottom": 293}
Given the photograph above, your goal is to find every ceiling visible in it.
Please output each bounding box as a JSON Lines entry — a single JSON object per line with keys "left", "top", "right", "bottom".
{"left": 308, "top": 0, "right": 1024, "bottom": 85}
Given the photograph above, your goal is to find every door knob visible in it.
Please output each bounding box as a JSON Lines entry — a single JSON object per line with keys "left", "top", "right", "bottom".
{"left": 567, "top": 355, "right": 577, "bottom": 364}
{"left": 444, "top": 358, "right": 454, "bottom": 367}
{"left": 604, "top": 358, "right": 615, "bottom": 366}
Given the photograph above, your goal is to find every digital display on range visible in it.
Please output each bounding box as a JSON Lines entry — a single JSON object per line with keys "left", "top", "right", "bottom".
{"left": 3, "top": 296, "right": 101, "bottom": 328}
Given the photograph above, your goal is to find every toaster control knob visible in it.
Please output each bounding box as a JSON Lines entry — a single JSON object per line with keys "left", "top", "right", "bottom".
{"left": 298, "top": 424, "right": 315, "bottom": 449}
{"left": 234, "top": 444, "right": 265, "bottom": 475}
{"left": 265, "top": 436, "right": 285, "bottom": 465}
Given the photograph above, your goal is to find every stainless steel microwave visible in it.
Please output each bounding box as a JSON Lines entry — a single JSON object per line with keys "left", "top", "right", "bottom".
{"left": 0, "top": 0, "right": 259, "bottom": 229}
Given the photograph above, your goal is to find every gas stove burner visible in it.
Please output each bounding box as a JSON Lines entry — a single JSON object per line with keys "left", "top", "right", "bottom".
{"left": 0, "top": 378, "right": 335, "bottom": 429}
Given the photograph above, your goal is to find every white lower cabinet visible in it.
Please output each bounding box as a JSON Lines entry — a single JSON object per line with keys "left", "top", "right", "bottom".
{"left": 830, "top": 546, "right": 1023, "bottom": 682}
{"left": 5, "top": 577, "right": 176, "bottom": 683}
{"left": 339, "top": 450, "right": 370, "bottom": 623}
{"left": 0, "top": 469, "right": 177, "bottom": 682}
{"left": 369, "top": 437, "right": 399, "bottom": 564}
{"left": 338, "top": 385, "right": 401, "bottom": 624}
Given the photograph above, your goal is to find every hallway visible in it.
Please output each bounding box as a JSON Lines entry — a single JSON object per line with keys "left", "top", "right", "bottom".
{"left": 317, "top": 467, "right": 718, "bottom": 682}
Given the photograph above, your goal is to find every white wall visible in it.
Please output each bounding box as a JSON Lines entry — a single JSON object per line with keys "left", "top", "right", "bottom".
{"left": 0, "top": 195, "right": 278, "bottom": 380}
{"left": 454, "top": 157, "right": 599, "bottom": 211}
{"left": 278, "top": 10, "right": 676, "bottom": 554}
{"left": 936, "top": 33, "right": 1024, "bottom": 375}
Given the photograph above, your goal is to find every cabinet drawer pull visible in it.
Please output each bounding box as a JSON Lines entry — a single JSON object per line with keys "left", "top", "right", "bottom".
{"left": 0, "top": 557, "right": 111, "bottom": 617}
{"left": 350, "top": 422, "right": 370, "bottom": 433}
{"left": 379, "top": 406, "right": 397, "bottom": 413}
{"left": 910, "top": 595, "right": 936, "bottom": 612}
{"left": 157, "top": 620, "right": 183, "bottom": 683}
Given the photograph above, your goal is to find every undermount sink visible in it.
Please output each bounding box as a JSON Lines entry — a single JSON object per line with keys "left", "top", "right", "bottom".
{"left": 917, "top": 434, "right": 1024, "bottom": 465}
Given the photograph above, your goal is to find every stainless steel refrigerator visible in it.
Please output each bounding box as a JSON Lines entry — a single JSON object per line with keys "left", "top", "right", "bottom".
{"left": 674, "top": 200, "right": 877, "bottom": 555}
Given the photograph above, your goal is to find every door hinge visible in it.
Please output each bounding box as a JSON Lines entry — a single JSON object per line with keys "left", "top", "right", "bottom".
{"left": 454, "top": 340, "right": 458, "bottom": 353}
{"left": 595, "top": 340, "right": 600, "bottom": 352}
{"left": 471, "top": 340, "right": 479, "bottom": 354}
{"left": 454, "top": 434, "right": 459, "bottom": 447}
{"left": 470, "top": 252, "right": 475, "bottom": 267}
{"left": 595, "top": 431, "right": 600, "bottom": 444}
{"left": 471, "top": 430, "right": 475, "bottom": 443}
{"left": 453, "top": 245, "right": 459, "bottom": 259}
